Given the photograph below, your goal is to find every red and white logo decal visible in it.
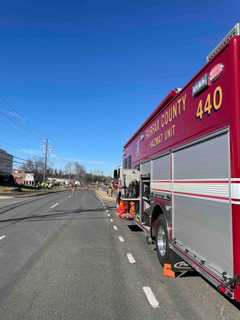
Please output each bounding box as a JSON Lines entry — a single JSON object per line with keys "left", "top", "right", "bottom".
{"left": 209, "top": 63, "right": 224, "bottom": 83}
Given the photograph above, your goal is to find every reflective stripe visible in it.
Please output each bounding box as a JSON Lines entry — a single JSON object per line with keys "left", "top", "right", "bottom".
{"left": 151, "top": 180, "right": 240, "bottom": 204}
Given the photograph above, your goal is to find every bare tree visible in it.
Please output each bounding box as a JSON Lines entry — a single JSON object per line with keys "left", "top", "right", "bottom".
{"left": 21, "top": 159, "right": 35, "bottom": 172}
{"left": 64, "top": 162, "right": 73, "bottom": 181}
{"left": 73, "top": 161, "right": 85, "bottom": 183}
{"left": 21, "top": 157, "right": 45, "bottom": 184}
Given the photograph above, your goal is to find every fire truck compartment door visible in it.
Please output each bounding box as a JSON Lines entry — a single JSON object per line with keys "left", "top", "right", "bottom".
{"left": 140, "top": 161, "right": 151, "bottom": 176}
{"left": 173, "top": 132, "right": 233, "bottom": 278}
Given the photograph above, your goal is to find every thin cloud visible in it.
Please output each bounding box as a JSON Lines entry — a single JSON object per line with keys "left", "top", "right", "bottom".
{"left": 5, "top": 110, "right": 25, "bottom": 122}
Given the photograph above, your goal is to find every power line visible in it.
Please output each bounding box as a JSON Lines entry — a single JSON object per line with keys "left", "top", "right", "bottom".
{"left": 0, "top": 150, "right": 33, "bottom": 164}
{"left": 13, "top": 160, "right": 26, "bottom": 165}
{"left": 14, "top": 156, "right": 31, "bottom": 162}
{"left": 0, "top": 139, "right": 27, "bottom": 151}
{"left": 0, "top": 136, "right": 42, "bottom": 161}
{"left": 0, "top": 99, "right": 58, "bottom": 176}
{"left": 0, "top": 98, "right": 44, "bottom": 141}
{"left": 0, "top": 111, "right": 42, "bottom": 148}
{"left": 0, "top": 101, "right": 46, "bottom": 161}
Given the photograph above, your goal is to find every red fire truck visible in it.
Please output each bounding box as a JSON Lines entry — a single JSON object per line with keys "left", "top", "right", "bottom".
{"left": 121, "top": 23, "right": 240, "bottom": 301}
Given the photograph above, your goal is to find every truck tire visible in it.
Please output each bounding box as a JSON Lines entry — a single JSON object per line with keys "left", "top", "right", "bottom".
{"left": 155, "top": 216, "right": 182, "bottom": 268}
{"left": 155, "top": 216, "right": 170, "bottom": 266}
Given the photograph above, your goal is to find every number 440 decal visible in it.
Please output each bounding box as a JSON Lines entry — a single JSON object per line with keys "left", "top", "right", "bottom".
{"left": 196, "top": 86, "right": 223, "bottom": 120}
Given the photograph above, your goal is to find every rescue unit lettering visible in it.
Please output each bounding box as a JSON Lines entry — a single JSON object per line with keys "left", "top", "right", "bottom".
{"left": 145, "top": 93, "right": 187, "bottom": 148}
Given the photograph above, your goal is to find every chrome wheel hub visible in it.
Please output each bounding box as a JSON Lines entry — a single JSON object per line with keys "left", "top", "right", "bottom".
{"left": 157, "top": 225, "right": 166, "bottom": 256}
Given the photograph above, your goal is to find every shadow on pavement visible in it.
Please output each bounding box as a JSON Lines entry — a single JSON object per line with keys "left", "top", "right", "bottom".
{"left": 128, "top": 225, "right": 143, "bottom": 232}
{"left": 0, "top": 207, "right": 115, "bottom": 224}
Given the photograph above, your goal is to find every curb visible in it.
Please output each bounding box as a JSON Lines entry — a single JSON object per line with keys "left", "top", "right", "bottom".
{"left": 95, "top": 190, "right": 115, "bottom": 201}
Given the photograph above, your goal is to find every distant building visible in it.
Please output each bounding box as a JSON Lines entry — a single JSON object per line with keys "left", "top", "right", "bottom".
{"left": 47, "top": 177, "right": 69, "bottom": 186}
{"left": 0, "top": 149, "right": 13, "bottom": 176}
{"left": 13, "top": 170, "right": 24, "bottom": 185}
{"left": 13, "top": 170, "right": 35, "bottom": 186}
{"left": 24, "top": 172, "right": 35, "bottom": 185}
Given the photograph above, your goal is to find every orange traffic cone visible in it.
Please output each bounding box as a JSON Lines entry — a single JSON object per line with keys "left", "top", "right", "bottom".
{"left": 163, "top": 263, "right": 175, "bottom": 278}
{"left": 129, "top": 201, "right": 136, "bottom": 215}
{"left": 117, "top": 200, "right": 128, "bottom": 218}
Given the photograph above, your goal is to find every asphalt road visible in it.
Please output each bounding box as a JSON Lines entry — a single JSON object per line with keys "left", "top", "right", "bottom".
{"left": 0, "top": 189, "right": 239, "bottom": 320}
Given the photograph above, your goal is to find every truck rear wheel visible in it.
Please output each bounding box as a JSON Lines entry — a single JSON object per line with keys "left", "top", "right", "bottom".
{"left": 156, "top": 216, "right": 169, "bottom": 265}
{"left": 155, "top": 216, "right": 183, "bottom": 269}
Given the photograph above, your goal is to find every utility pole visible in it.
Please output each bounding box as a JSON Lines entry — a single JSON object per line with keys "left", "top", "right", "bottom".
{"left": 43, "top": 138, "right": 48, "bottom": 183}
{"left": 69, "top": 164, "right": 71, "bottom": 184}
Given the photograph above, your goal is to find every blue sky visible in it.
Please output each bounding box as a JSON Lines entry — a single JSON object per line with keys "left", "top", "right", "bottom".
{"left": 0, "top": 0, "right": 238, "bottom": 175}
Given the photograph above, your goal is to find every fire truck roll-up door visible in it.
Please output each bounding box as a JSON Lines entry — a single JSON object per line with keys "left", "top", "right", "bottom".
{"left": 152, "top": 154, "right": 171, "bottom": 181}
{"left": 140, "top": 161, "right": 151, "bottom": 177}
{"left": 173, "top": 131, "right": 233, "bottom": 278}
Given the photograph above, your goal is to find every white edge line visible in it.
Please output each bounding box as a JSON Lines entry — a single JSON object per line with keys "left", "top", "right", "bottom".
{"left": 50, "top": 202, "right": 59, "bottom": 208}
{"left": 142, "top": 286, "right": 159, "bottom": 308}
{"left": 0, "top": 235, "right": 6, "bottom": 241}
{"left": 126, "top": 252, "right": 136, "bottom": 264}
{"left": 118, "top": 236, "right": 125, "bottom": 242}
